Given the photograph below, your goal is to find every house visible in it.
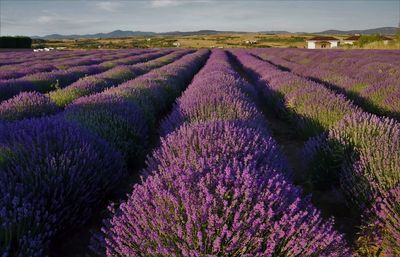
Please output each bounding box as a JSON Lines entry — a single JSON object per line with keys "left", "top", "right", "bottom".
{"left": 343, "top": 35, "right": 361, "bottom": 45}
{"left": 381, "top": 36, "right": 393, "bottom": 45}
{"left": 306, "top": 36, "right": 340, "bottom": 49}
{"left": 172, "top": 42, "right": 181, "bottom": 47}
{"left": 244, "top": 40, "right": 257, "bottom": 45}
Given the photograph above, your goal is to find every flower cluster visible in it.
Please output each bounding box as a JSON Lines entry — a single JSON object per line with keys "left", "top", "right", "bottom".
{"left": 0, "top": 92, "right": 59, "bottom": 121}
{"left": 0, "top": 117, "right": 126, "bottom": 256}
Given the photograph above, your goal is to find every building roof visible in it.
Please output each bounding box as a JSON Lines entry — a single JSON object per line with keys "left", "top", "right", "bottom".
{"left": 307, "top": 36, "right": 339, "bottom": 41}
{"left": 344, "top": 35, "right": 360, "bottom": 41}
{"left": 381, "top": 36, "right": 393, "bottom": 40}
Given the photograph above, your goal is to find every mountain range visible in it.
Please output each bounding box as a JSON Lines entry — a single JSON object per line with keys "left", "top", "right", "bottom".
{"left": 32, "top": 27, "right": 399, "bottom": 39}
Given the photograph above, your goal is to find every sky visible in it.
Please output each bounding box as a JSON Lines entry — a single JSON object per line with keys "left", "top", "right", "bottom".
{"left": 1, "top": 0, "right": 399, "bottom": 36}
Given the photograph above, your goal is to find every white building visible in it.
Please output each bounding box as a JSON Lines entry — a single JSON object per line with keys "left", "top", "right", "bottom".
{"left": 343, "top": 35, "right": 393, "bottom": 45}
{"left": 244, "top": 40, "right": 257, "bottom": 45}
{"left": 381, "top": 36, "right": 393, "bottom": 45}
{"left": 306, "top": 36, "right": 340, "bottom": 49}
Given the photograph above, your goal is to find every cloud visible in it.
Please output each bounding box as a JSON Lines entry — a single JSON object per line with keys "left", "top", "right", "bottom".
{"left": 37, "top": 15, "right": 53, "bottom": 24}
{"left": 94, "top": 1, "right": 123, "bottom": 12}
{"left": 150, "top": 0, "right": 184, "bottom": 8}
{"left": 150, "top": 0, "right": 211, "bottom": 8}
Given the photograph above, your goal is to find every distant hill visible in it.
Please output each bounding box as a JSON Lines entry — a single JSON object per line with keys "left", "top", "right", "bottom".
{"left": 316, "top": 27, "right": 398, "bottom": 35}
{"left": 258, "top": 30, "right": 292, "bottom": 34}
{"left": 32, "top": 29, "right": 248, "bottom": 39}
{"left": 32, "top": 27, "right": 399, "bottom": 39}
{"left": 161, "top": 30, "right": 251, "bottom": 36}
{"left": 32, "top": 30, "right": 156, "bottom": 39}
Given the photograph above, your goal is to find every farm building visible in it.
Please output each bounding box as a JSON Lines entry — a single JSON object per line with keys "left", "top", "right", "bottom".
{"left": 343, "top": 35, "right": 361, "bottom": 45}
{"left": 380, "top": 36, "right": 393, "bottom": 45}
{"left": 244, "top": 40, "right": 257, "bottom": 45}
{"left": 306, "top": 36, "right": 340, "bottom": 49}
{"left": 343, "top": 35, "right": 393, "bottom": 45}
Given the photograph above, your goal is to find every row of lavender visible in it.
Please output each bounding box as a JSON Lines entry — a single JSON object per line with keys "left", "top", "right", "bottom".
{"left": 0, "top": 49, "right": 137, "bottom": 66}
{"left": 0, "top": 49, "right": 153, "bottom": 80}
{"left": 90, "top": 49, "right": 350, "bottom": 256}
{"left": 253, "top": 48, "right": 400, "bottom": 119}
{"left": 0, "top": 50, "right": 209, "bottom": 256}
{"left": 233, "top": 50, "right": 400, "bottom": 256}
{"left": 0, "top": 50, "right": 192, "bottom": 122}
{"left": 0, "top": 49, "right": 171, "bottom": 102}
{"left": 0, "top": 50, "right": 92, "bottom": 66}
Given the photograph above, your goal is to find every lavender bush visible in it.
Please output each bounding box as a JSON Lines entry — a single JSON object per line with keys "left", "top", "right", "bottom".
{"left": 97, "top": 121, "right": 349, "bottom": 257}
{"left": 0, "top": 92, "right": 59, "bottom": 121}
{"left": 371, "top": 185, "right": 400, "bottom": 256}
{"left": 303, "top": 112, "right": 400, "bottom": 208}
{"left": 162, "top": 49, "right": 264, "bottom": 135}
{"left": 303, "top": 112, "right": 400, "bottom": 255}
{"left": 0, "top": 117, "right": 126, "bottom": 256}
{"left": 64, "top": 94, "right": 149, "bottom": 165}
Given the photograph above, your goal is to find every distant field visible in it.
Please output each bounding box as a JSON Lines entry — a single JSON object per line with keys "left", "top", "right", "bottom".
{"left": 32, "top": 33, "right": 400, "bottom": 50}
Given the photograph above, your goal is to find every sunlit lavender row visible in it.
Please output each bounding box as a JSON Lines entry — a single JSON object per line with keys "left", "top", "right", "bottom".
{"left": 253, "top": 48, "right": 400, "bottom": 120}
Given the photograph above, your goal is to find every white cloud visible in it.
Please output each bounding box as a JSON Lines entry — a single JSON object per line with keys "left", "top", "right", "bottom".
{"left": 150, "top": 0, "right": 211, "bottom": 8}
{"left": 94, "top": 1, "right": 123, "bottom": 12}
{"left": 37, "top": 15, "right": 53, "bottom": 24}
{"left": 150, "top": 0, "right": 184, "bottom": 8}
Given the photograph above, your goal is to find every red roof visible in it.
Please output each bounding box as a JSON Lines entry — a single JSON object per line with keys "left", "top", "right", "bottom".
{"left": 381, "top": 36, "right": 393, "bottom": 40}
{"left": 307, "top": 36, "right": 339, "bottom": 41}
{"left": 344, "top": 36, "right": 360, "bottom": 41}
{"left": 344, "top": 35, "right": 392, "bottom": 41}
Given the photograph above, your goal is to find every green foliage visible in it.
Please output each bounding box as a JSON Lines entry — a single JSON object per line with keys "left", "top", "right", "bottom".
{"left": 306, "top": 139, "right": 352, "bottom": 191}
{"left": 357, "top": 34, "right": 386, "bottom": 47}
{"left": 255, "top": 36, "right": 305, "bottom": 43}
{"left": 0, "top": 36, "right": 32, "bottom": 48}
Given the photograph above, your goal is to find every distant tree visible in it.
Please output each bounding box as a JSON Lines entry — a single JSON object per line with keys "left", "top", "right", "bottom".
{"left": 357, "top": 34, "right": 383, "bottom": 47}
{"left": 0, "top": 36, "right": 32, "bottom": 48}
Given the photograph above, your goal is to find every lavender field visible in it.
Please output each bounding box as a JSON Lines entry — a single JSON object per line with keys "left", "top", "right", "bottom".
{"left": 0, "top": 48, "right": 399, "bottom": 257}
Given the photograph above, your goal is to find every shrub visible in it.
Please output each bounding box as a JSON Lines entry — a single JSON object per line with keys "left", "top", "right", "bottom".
{"left": 0, "top": 92, "right": 59, "bottom": 121}
{"left": 49, "top": 77, "right": 108, "bottom": 107}
{"left": 371, "top": 185, "right": 400, "bottom": 256}
{"left": 64, "top": 94, "right": 149, "bottom": 166}
{"left": 0, "top": 117, "right": 126, "bottom": 256}
{"left": 97, "top": 121, "right": 349, "bottom": 256}
{"left": 161, "top": 50, "right": 264, "bottom": 136}
{"left": 303, "top": 112, "right": 400, "bottom": 207}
